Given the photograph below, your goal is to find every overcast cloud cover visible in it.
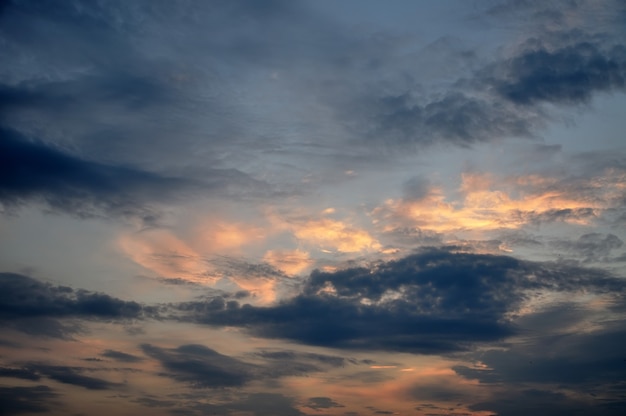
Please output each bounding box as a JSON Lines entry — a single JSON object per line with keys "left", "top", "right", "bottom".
{"left": 1, "top": 1, "right": 626, "bottom": 415}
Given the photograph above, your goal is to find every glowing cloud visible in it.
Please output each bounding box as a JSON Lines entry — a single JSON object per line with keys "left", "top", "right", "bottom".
{"left": 263, "top": 249, "right": 312, "bottom": 275}
{"left": 118, "top": 229, "right": 210, "bottom": 282}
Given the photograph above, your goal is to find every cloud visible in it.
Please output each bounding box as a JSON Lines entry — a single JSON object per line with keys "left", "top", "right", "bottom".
{"left": 173, "top": 392, "right": 307, "bottom": 416}
{"left": 0, "top": 128, "right": 194, "bottom": 220}
{"left": 490, "top": 40, "right": 626, "bottom": 106}
{"left": 0, "top": 273, "right": 148, "bottom": 319}
{"left": 270, "top": 211, "right": 381, "bottom": 254}
{"left": 454, "top": 320, "right": 626, "bottom": 387}
{"left": 551, "top": 233, "right": 624, "bottom": 263}
{"left": 250, "top": 349, "right": 354, "bottom": 378}
{"left": 179, "top": 248, "right": 626, "bottom": 353}
{"left": 263, "top": 249, "right": 312, "bottom": 276}
{"left": 469, "top": 388, "right": 626, "bottom": 416}
{"left": 304, "top": 396, "right": 345, "bottom": 410}
{"left": 0, "top": 385, "right": 58, "bottom": 415}
{"left": 140, "top": 342, "right": 353, "bottom": 389}
{"left": 141, "top": 343, "right": 256, "bottom": 388}
{"left": 22, "top": 364, "right": 116, "bottom": 390}
{"left": 101, "top": 349, "right": 144, "bottom": 363}
{"left": 373, "top": 168, "right": 623, "bottom": 243}
{"left": 351, "top": 90, "right": 537, "bottom": 147}
{"left": 451, "top": 296, "right": 626, "bottom": 416}
{"left": 0, "top": 272, "right": 152, "bottom": 337}
{"left": 0, "top": 366, "right": 41, "bottom": 381}
{"left": 118, "top": 229, "right": 209, "bottom": 281}
{"left": 225, "top": 392, "right": 306, "bottom": 416}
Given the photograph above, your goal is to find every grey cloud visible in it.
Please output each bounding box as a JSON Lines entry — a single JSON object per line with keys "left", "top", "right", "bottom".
{"left": 0, "top": 366, "right": 40, "bottom": 381}
{"left": 491, "top": 40, "right": 626, "bottom": 106}
{"left": 141, "top": 343, "right": 256, "bottom": 388}
{"left": 3, "top": 0, "right": 623, "bottom": 181}
{"left": 0, "top": 128, "right": 260, "bottom": 220}
{"left": 24, "top": 364, "right": 116, "bottom": 390}
{"left": 140, "top": 343, "right": 350, "bottom": 389}
{"left": 0, "top": 273, "right": 148, "bottom": 320}
{"left": 402, "top": 176, "right": 431, "bottom": 201}
{"left": 522, "top": 207, "right": 597, "bottom": 225}
{"left": 253, "top": 349, "right": 349, "bottom": 368}
{"left": 2, "top": 317, "right": 84, "bottom": 340}
{"left": 251, "top": 349, "right": 353, "bottom": 378}
{"left": 304, "top": 396, "right": 344, "bottom": 410}
{"left": 454, "top": 324, "right": 626, "bottom": 386}
{"left": 132, "top": 396, "right": 177, "bottom": 409}
{"left": 169, "top": 392, "right": 306, "bottom": 416}
{"left": 226, "top": 393, "right": 306, "bottom": 416}
{"left": 453, "top": 300, "right": 626, "bottom": 415}
{"left": 179, "top": 248, "right": 626, "bottom": 354}
{"left": 343, "top": 90, "right": 538, "bottom": 148}
{"left": 0, "top": 385, "right": 58, "bottom": 415}
{"left": 101, "top": 349, "right": 144, "bottom": 363}
{"left": 469, "top": 388, "right": 626, "bottom": 416}
{"left": 551, "top": 233, "right": 624, "bottom": 262}
{"left": 0, "top": 272, "right": 153, "bottom": 338}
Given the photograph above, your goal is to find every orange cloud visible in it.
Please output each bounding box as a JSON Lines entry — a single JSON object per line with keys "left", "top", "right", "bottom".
{"left": 292, "top": 217, "right": 381, "bottom": 253}
{"left": 229, "top": 276, "right": 278, "bottom": 304}
{"left": 375, "top": 172, "right": 607, "bottom": 237}
{"left": 263, "top": 249, "right": 312, "bottom": 275}
{"left": 118, "top": 229, "right": 210, "bottom": 282}
{"left": 194, "top": 219, "right": 267, "bottom": 254}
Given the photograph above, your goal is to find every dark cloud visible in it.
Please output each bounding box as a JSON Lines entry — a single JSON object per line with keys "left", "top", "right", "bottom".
{"left": 253, "top": 349, "right": 349, "bottom": 368}
{"left": 180, "top": 248, "right": 626, "bottom": 353}
{"left": 0, "top": 363, "right": 117, "bottom": 391}
{"left": 23, "top": 364, "right": 116, "bottom": 390}
{"left": 0, "top": 272, "right": 152, "bottom": 337}
{"left": 2, "top": 317, "right": 84, "bottom": 339}
{"left": 454, "top": 326, "right": 626, "bottom": 386}
{"left": 0, "top": 272, "right": 148, "bottom": 319}
{"left": 344, "top": 89, "right": 538, "bottom": 148}
{"left": 304, "top": 396, "right": 344, "bottom": 410}
{"left": 0, "top": 385, "right": 58, "bottom": 415}
{"left": 141, "top": 342, "right": 349, "bottom": 388}
{"left": 452, "top": 298, "right": 626, "bottom": 415}
{"left": 491, "top": 40, "right": 626, "bottom": 106}
{"left": 469, "top": 388, "right": 625, "bottom": 416}
{"left": 141, "top": 343, "right": 256, "bottom": 388}
{"left": 226, "top": 392, "right": 305, "bottom": 416}
{"left": 0, "top": 0, "right": 623, "bottom": 211}
{"left": 168, "top": 392, "right": 306, "bottom": 416}
{"left": 132, "top": 396, "right": 177, "bottom": 409}
{"left": 0, "top": 128, "right": 253, "bottom": 220}
{"left": 0, "top": 366, "right": 40, "bottom": 381}
{"left": 0, "top": 0, "right": 285, "bottom": 219}
{"left": 251, "top": 349, "right": 353, "bottom": 378}
{"left": 101, "top": 349, "right": 144, "bottom": 363}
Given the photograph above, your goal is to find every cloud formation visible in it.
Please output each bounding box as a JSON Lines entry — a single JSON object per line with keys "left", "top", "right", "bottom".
{"left": 180, "top": 248, "right": 626, "bottom": 353}
{"left": 0, "top": 272, "right": 152, "bottom": 337}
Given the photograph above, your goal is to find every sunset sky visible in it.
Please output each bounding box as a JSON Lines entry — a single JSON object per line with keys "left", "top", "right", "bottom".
{"left": 1, "top": 1, "right": 626, "bottom": 415}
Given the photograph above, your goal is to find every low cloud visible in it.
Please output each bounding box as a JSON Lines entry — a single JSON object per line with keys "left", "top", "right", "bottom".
{"left": 178, "top": 248, "right": 626, "bottom": 354}
{"left": 101, "top": 349, "right": 144, "bottom": 363}
{"left": 0, "top": 385, "right": 58, "bottom": 415}
{"left": 141, "top": 343, "right": 256, "bottom": 388}
{"left": 0, "top": 272, "right": 153, "bottom": 337}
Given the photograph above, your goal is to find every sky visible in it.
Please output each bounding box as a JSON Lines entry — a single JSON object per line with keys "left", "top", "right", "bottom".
{"left": 1, "top": 0, "right": 626, "bottom": 415}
